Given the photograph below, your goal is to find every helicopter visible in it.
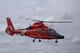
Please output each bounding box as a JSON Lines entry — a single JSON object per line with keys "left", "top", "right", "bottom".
{"left": 5, "top": 17, "right": 72, "bottom": 43}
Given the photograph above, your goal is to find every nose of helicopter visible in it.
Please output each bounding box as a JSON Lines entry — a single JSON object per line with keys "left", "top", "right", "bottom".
{"left": 61, "top": 35, "right": 65, "bottom": 39}
{"left": 57, "top": 35, "right": 65, "bottom": 39}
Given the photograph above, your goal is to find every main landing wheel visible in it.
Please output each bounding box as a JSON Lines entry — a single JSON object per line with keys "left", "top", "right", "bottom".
{"left": 21, "top": 34, "right": 24, "bottom": 36}
{"left": 39, "top": 39, "right": 41, "bottom": 42}
{"left": 33, "top": 39, "right": 35, "bottom": 42}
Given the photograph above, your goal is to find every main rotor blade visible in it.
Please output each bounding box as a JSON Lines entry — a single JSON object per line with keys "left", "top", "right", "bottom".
{"left": 19, "top": 16, "right": 40, "bottom": 21}
{"left": 42, "top": 21, "right": 72, "bottom": 23}
{"left": 19, "top": 16, "right": 72, "bottom": 23}
{"left": 26, "top": 18, "right": 40, "bottom": 21}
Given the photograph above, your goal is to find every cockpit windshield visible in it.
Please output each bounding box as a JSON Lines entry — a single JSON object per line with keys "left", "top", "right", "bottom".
{"left": 47, "top": 29, "right": 59, "bottom": 36}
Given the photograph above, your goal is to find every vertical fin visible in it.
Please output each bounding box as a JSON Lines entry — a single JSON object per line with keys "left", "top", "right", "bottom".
{"left": 6, "top": 17, "right": 15, "bottom": 36}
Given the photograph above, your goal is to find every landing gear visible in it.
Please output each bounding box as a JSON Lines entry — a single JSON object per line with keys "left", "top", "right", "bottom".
{"left": 39, "top": 39, "right": 41, "bottom": 42}
{"left": 55, "top": 39, "right": 58, "bottom": 43}
{"left": 33, "top": 39, "right": 35, "bottom": 42}
{"left": 21, "top": 34, "right": 24, "bottom": 36}
{"left": 55, "top": 40, "right": 58, "bottom": 43}
{"left": 33, "top": 38, "right": 41, "bottom": 42}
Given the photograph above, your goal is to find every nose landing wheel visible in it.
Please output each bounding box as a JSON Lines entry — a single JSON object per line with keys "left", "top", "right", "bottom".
{"left": 55, "top": 39, "right": 58, "bottom": 43}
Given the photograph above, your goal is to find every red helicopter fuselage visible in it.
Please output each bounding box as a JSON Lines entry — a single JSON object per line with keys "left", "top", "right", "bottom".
{"left": 6, "top": 17, "right": 64, "bottom": 43}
